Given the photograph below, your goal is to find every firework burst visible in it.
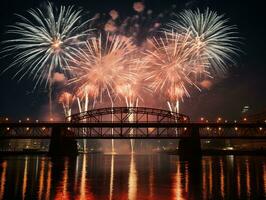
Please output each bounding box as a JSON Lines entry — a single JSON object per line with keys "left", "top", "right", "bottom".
{"left": 167, "top": 8, "right": 240, "bottom": 75}
{"left": 144, "top": 31, "right": 208, "bottom": 112}
{"left": 69, "top": 34, "right": 136, "bottom": 110}
{"left": 2, "top": 2, "right": 91, "bottom": 87}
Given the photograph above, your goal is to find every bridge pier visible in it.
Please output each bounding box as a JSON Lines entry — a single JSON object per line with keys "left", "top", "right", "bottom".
{"left": 178, "top": 127, "right": 201, "bottom": 159}
{"left": 48, "top": 127, "right": 78, "bottom": 156}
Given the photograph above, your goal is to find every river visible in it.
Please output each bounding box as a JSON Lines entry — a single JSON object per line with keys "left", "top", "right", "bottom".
{"left": 0, "top": 154, "right": 265, "bottom": 200}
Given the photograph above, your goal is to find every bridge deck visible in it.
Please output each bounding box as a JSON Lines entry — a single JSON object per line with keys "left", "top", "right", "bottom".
{"left": 0, "top": 122, "right": 266, "bottom": 139}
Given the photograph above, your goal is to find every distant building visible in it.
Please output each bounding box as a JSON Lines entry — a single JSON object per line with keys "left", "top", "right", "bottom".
{"left": 241, "top": 105, "right": 250, "bottom": 116}
{"left": 247, "top": 110, "right": 266, "bottom": 122}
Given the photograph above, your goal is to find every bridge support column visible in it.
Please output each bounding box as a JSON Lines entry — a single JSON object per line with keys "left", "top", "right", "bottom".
{"left": 178, "top": 127, "right": 201, "bottom": 159}
{"left": 48, "top": 127, "right": 78, "bottom": 156}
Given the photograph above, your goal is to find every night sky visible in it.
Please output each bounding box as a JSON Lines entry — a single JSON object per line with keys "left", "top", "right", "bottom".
{"left": 0, "top": 0, "right": 265, "bottom": 121}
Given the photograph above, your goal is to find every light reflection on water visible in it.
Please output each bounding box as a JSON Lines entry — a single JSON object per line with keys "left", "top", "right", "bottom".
{"left": 0, "top": 154, "right": 265, "bottom": 200}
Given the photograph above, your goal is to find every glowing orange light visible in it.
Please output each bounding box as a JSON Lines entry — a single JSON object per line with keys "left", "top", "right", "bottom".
{"left": 243, "top": 118, "right": 247, "bottom": 121}
{"left": 26, "top": 127, "right": 30, "bottom": 131}
{"left": 259, "top": 127, "right": 263, "bottom": 131}
{"left": 218, "top": 127, "right": 222, "bottom": 131}
{"left": 26, "top": 118, "right": 30, "bottom": 121}
{"left": 42, "top": 127, "right": 46, "bottom": 130}
{"left": 36, "top": 120, "right": 39, "bottom": 123}
{"left": 6, "top": 127, "right": 10, "bottom": 131}
{"left": 52, "top": 39, "right": 61, "bottom": 50}
{"left": 234, "top": 127, "right": 238, "bottom": 131}
{"left": 5, "top": 118, "right": 8, "bottom": 121}
{"left": 184, "top": 127, "right": 187, "bottom": 131}
{"left": 200, "top": 117, "right": 204, "bottom": 121}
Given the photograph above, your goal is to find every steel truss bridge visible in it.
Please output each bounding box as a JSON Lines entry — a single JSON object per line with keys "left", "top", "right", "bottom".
{"left": 0, "top": 107, "right": 266, "bottom": 139}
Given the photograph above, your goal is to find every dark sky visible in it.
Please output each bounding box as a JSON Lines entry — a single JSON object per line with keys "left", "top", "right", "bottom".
{"left": 0, "top": 0, "right": 265, "bottom": 121}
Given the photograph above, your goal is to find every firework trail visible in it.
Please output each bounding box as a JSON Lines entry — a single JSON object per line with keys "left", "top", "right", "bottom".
{"left": 115, "top": 57, "right": 149, "bottom": 154}
{"left": 144, "top": 31, "right": 207, "bottom": 113}
{"left": 166, "top": 8, "right": 240, "bottom": 75}
{"left": 58, "top": 92, "right": 75, "bottom": 119}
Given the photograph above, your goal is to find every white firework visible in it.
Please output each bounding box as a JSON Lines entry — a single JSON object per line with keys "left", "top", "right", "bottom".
{"left": 2, "top": 2, "right": 92, "bottom": 88}
{"left": 167, "top": 8, "right": 240, "bottom": 75}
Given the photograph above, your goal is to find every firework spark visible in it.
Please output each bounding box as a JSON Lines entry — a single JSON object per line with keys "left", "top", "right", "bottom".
{"left": 2, "top": 2, "right": 91, "bottom": 87}
{"left": 167, "top": 8, "right": 240, "bottom": 75}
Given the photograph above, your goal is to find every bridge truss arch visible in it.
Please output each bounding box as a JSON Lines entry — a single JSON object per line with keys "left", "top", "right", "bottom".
{"left": 65, "top": 107, "right": 189, "bottom": 138}
{"left": 68, "top": 107, "right": 189, "bottom": 123}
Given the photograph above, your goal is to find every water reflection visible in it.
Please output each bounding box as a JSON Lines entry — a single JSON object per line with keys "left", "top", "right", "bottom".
{"left": 22, "top": 157, "right": 28, "bottom": 200}
{"left": 0, "top": 155, "right": 265, "bottom": 200}
{"left": 109, "top": 155, "right": 114, "bottom": 200}
{"left": 128, "top": 155, "right": 137, "bottom": 200}
{"left": 0, "top": 161, "right": 7, "bottom": 200}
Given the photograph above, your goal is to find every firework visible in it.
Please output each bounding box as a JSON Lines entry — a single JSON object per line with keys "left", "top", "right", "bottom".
{"left": 69, "top": 34, "right": 136, "bottom": 110}
{"left": 115, "top": 57, "right": 148, "bottom": 154}
{"left": 58, "top": 92, "right": 75, "bottom": 118}
{"left": 115, "top": 56, "right": 150, "bottom": 107}
{"left": 2, "top": 2, "right": 91, "bottom": 87}
{"left": 167, "top": 8, "right": 239, "bottom": 75}
{"left": 144, "top": 31, "right": 207, "bottom": 112}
